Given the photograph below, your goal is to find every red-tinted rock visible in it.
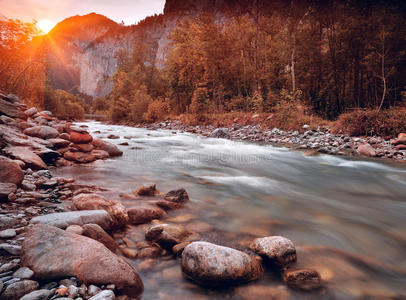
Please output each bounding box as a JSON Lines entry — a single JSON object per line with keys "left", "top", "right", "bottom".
{"left": 0, "top": 156, "right": 24, "bottom": 185}
{"left": 4, "top": 146, "right": 47, "bottom": 170}
{"left": 48, "top": 138, "right": 70, "bottom": 149}
{"left": 64, "top": 151, "right": 97, "bottom": 164}
{"left": 135, "top": 184, "right": 159, "bottom": 196}
{"left": 155, "top": 200, "right": 185, "bottom": 210}
{"left": 91, "top": 150, "right": 110, "bottom": 160}
{"left": 283, "top": 268, "right": 322, "bottom": 291}
{"left": 82, "top": 223, "right": 118, "bottom": 252}
{"left": 72, "top": 193, "right": 128, "bottom": 227}
{"left": 70, "top": 131, "right": 93, "bottom": 144}
{"left": 23, "top": 126, "right": 59, "bottom": 139}
{"left": 127, "top": 205, "right": 166, "bottom": 225}
{"left": 356, "top": 144, "right": 376, "bottom": 157}
{"left": 393, "top": 133, "right": 406, "bottom": 145}
{"left": 145, "top": 223, "right": 200, "bottom": 249}
{"left": 395, "top": 144, "right": 406, "bottom": 150}
{"left": 250, "top": 236, "right": 297, "bottom": 268}
{"left": 164, "top": 188, "right": 189, "bottom": 203}
{"left": 22, "top": 224, "right": 143, "bottom": 296}
{"left": 72, "top": 143, "right": 94, "bottom": 153}
{"left": 0, "top": 183, "right": 17, "bottom": 200}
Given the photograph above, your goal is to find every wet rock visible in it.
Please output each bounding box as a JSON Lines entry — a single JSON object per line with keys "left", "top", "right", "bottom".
{"left": 0, "top": 156, "right": 25, "bottom": 185}
{"left": 64, "top": 151, "right": 97, "bottom": 164}
{"left": 70, "top": 131, "right": 93, "bottom": 144}
{"left": 48, "top": 138, "right": 70, "bottom": 149}
{"left": 210, "top": 128, "right": 230, "bottom": 139}
{"left": 23, "top": 126, "right": 59, "bottom": 139}
{"left": 127, "top": 205, "right": 166, "bottom": 225}
{"left": 393, "top": 133, "right": 406, "bottom": 145}
{"left": 89, "top": 290, "right": 115, "bottom": 300}
{"left": 91, "top": 150, "right": 110, "bottom": 160}
{"left": 22, "top": 224, "right": 144, "bottom": 296}
{"left": 0, "top": 229, "right": 17, "bottom": 238}
{"left": 24, "top": 107, "right": 38, "bottom": 117}
{"left": 107, "top": 134, "right": 119, "bottom": 139}
{"left": 250, "top": 236, "right": 297, "bottom": 268}
{"left": 0, "top": 183, "right": 17, "bottom": 200}
{"left": 30, "top": 210, "right": 112, "bottom": 230}
{"left": 92, "top": 139, "right": 123, "bottom": 157}
{"left": 164, "top": 188, "right": 189, "bottom": 203}
{"left": 145, "top": 224, "right": 200, "bottom": 249}
{"left": 283, "top": 268, "right": 322, "bottom": 291}
{"left": 82, "top": 223, "right": 118, "bottom": 252}
{"left": 19, "top": 289, "right": 53, "bottom": 300}
{"left": 12, "top": 267, "right": 34, "bottom": 279}
{"left": 1, "top": 279, "right": 39, "bottom": 300}
{"left": 3, "top": 146, "right": 47, "bottom": 170}
{"left": 235, "top": 285, "right": 290, "bottom": 300}
{"left": 181, "top": 241, "right": 263, "bottom": 286}
{"left": 155, "top": 200, "right": 185, "bottom": 210}
{"left": 172, "top": 242, "right": 190, "bottom": 257}
{"left": 72, "top": 193, "right": 128, "bottom": 227}
{"left": 59, "top": 133, "right": 70, "bottom": 140}
{"left": 356, "top": 143, "right": 376, "bottom": 157}
{"left": 135, "top": 184, "right": 158, "bottom": 196}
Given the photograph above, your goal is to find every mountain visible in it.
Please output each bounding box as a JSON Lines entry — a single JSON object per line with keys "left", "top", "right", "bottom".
{"left": 44, "top": 0, "right": 265, "bottom": 98}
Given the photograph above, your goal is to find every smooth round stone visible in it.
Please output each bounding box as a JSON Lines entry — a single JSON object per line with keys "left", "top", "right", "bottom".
{"left": 0, "top": 229, "right": 17, "bottom": 239}
{"left": 12, "top": 267, "right": 34, "bottom": 279}
{"left": 250, "top": 236, "right": 297, "bottom": 268}
{"left": 283, "top": 268, "right": 322, "bottom": 291}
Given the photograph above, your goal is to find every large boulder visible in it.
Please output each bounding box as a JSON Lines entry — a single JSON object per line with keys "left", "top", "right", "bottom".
{"left": 127, "top": 205, "right": 166, "bottom": 225}
{"left": 4, "top": 146, "right": 47, "bottom": 169}
{"left": 210, "top": 128, "right": 230, "bottom": 139}
{"left": 356, "top": 143, "right": 376, "bottom": 157}
{"left": 72, "top": 193, "right": 128, "bottom": 227}
{"left": 0, "top": 183, "right": 17, "bottom": 200}
{"left": 64, "top": 151, "right": 97, "bottom": 164}
{"left": 181, "top": 242, "right": 263, "bottom": 286}
{"left": 92, "top": 139, "right": 123, "bottom": 157}
{"left": 70, "top": 131, "right": 93, "bottom": 144}
{"left": 0, "top": 156, "right": 24, "bottom": 185}
{"left": 23, "top": 126, "right": 59, "bottom": 139}
{"left": 145, "top": 223, "right": 200, "bottom": 249}
{"left": 30, "top": 210, "right": 112, "bottom": 230}
{"left": 22, "top": 224, "right": 144, "bottom": 296}
{"left": 250, "top": 236, "right": 297, "bottom": 268}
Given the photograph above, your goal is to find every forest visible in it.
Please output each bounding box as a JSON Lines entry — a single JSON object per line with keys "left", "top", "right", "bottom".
{"left": 1, "top": 0, "right": 406, "bottom": 136}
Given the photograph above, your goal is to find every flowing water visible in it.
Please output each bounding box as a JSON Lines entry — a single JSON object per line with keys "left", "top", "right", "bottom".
{"left": 53, "top": 121, "right": 406, "bottom": 299}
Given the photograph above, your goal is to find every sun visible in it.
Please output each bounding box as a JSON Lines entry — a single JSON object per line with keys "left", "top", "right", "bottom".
{"left": 36, "top": 19, "right": 55, "bottom": 34}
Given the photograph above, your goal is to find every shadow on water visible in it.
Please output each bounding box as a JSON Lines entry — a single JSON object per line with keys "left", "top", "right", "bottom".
{"left": 53, "top": 121, "right": 406, "bottom": 299}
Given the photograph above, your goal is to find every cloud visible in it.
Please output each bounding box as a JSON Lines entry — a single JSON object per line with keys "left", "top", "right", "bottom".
{"left": 0, "top": 0, "right": 165, "bottom": 25}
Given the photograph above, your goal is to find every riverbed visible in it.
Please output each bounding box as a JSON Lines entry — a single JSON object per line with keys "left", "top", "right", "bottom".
{"left": 53, "top": 121, "right": 406, "bottom": 299}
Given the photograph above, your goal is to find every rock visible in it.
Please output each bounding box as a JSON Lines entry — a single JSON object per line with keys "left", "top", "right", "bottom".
{"left": 164, "top": 188, "right": 189, "bottom": 203}
{"left": 235, "top": 285, "right": 290, "bottom": 300}
{"left": 393, "top": 133, "right": 406, "bottom": 145}
{"left": 127, "top": 205, "right": 166, "bottom": 225}
{"left": 135, "top": 184, "right": 158, "bottom": 196}
{"left": 88, "top": 285, "right": 101, "bottom": 296}
{"left": 210, "top": 128, "right": 230, "bottom": 139}
{"left": 19, "top": 289, "right": 54, "bottom": 300}
{"left": 82, "top": 223, "right": 118, "bottom": 252}
{"left": 0, "top": 183, "right": 17, "bottom": 200}
{"left": 59, "top": 133, "right": 70, "bottom": 140}
{"left": 145, "top": 224, "right": 200, "bottom": 249}
{"left": 107, "top": 135, "right": 119, "bottom": 139}
{"left": 24, "top": 107, "right": 38, "bottom": 117}
{"left": 91, "top": 150, "right": 110, "bottom": 159}
{"left": 3, "top": 146, "right": 47, "bottom": 170}
{"left": 33, "top": 147, "right": 60, "bottom": 164}
{"left": 356, "top": 144, "right": 376, "bottom": 157}
{"left": 12, "top": 267, "right": 34, "bottom": 279}
{"left": 0, "top": 228, "right": 17, "bottom": 238}
{"left": 283, "top": 268, "right": 322, "bottom": 291}
{"left": 22, "top": 224, "right": 143, "bottom": 296}
{"left": 250, "top": 236, "right": 297, "bottom": 268}
{"left": 155, "top": 200, "right": 185, "bottom": 210}
{"left": 0, "top": 156, "right": 24, "bottom": 185}
{"left": 48, "top": 138, "right": 70, "bottom": 149}
{"left": 72, "top": 194, "right": 128, "bottom": 227}
{"left": 72, "top": 143, "right": 94, "bottom": 153}
{"left": 0, "top": 98, "right": 26, "bottom": 119}
{"left": 0, "top": 243, "right": 21, "bottom": 255}
{"left": 1, "top": 280, "right": 39, "bottom": 300}
{"left": 66, "top": 225, "right": 84, "bottom": 235}
{"left": 23, "top": 126, "right": 59, "bottom": 139}
{"left": 181, "top": 242, "right": 263, "bottom": 286}
{"left": 64, "top": 151, "right": 97, "bottom": 164}
{"left": 89, "top": 290, "right": 115, "bottom": 300}
{"left": 92, "top": 139, "right": 123, "bottom": 157}
{"left": 30, "top": 210, "right": 112, "bottom": 230}
{"left": 395, "top": 144, "right": 406, "bottom": 150}
{"left": 0, "top": 215, "right": 19, "bottom": 230}
{"left": 70, "top": 131, "right": 93, "bottom": 144}
{"left": 172, "top": 242, "right": 190, "bottom": 257}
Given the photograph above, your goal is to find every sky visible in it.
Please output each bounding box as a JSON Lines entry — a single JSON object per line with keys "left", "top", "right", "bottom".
{"left": 0, "top": 0, "right": 166, "bottom": 26}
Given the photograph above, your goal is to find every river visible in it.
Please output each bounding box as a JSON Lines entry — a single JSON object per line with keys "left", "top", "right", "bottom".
{"left": 53, "top": 121, "right": 406, "bottom": 299}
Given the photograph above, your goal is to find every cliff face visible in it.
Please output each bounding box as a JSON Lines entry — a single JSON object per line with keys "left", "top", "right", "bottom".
{"left": 45, "top": 1, "right": 250, "bottom": 98}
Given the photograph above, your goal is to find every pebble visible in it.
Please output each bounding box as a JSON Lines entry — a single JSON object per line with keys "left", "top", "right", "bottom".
{"left": 89, "top": 290, "right": 115, "bottom": 300}
{"left": 19, "top": 289, "right": 54, "bottom": 300}
{"left": 12, "top": 267, "right": 34, "bottom": 279}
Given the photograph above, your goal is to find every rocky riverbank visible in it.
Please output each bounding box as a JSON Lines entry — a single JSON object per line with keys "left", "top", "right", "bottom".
{"left": 132, "top": 120, "right": 406, "bottom": 162}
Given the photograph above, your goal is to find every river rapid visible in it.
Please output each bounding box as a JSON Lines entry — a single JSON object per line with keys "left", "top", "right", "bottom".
{"left": 53, "top": 121, "right": 406, "bottom": 299}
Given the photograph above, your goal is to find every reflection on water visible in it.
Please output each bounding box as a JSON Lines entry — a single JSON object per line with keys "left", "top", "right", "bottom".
{"left": 53, "top": 121, "right": 406, "bottom": 299}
